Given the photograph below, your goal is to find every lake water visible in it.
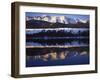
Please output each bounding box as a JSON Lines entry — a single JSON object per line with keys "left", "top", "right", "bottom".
{"left": 26, "top": 37, "right": 89, "bottom": 67}
{"left": 26, "top": 48, "right": 89, "bottom": 67}
{"left": 26, "top": 37, "right": 89, "bottom": 47}
{"left": 26, "top": 47, "right": 89, "bottom": 67}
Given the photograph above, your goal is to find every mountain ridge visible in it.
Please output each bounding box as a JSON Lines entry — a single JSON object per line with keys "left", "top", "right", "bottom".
{"left": 26, "top": 19, "right": 89, "bottom": 29}
{"left": 26, "top": 15, "right": 88, "bottom": 24}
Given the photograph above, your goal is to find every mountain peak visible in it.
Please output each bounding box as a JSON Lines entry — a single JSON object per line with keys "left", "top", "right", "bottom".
{"left": 26, "top": 15, "right": 87, "bottom": 24}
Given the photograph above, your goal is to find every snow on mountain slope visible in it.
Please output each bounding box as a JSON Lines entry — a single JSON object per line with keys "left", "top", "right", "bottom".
{"left": 26, "top": 15, "right": 86, "bottom": 24}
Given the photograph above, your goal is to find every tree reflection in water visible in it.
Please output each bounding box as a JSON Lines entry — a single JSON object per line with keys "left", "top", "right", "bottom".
{"left": 26, "top": 38, "right": 89, "bottom": 46}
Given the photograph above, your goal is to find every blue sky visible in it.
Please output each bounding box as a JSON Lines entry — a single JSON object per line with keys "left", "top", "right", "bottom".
{"left": 26, "top": 12, "right": 89, "bottom": 21}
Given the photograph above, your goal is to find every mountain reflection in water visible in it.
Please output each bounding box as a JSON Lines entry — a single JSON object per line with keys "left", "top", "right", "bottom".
{"left": 26, "top": 47, "right": 89, "bottom": 67}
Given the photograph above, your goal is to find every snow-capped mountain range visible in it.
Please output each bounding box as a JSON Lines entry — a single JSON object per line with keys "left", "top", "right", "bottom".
{"left": 26, "top": 15, "right": 87, "bottom": 24}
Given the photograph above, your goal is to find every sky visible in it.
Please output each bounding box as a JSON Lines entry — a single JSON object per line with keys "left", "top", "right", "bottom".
{"left": 26, "top": 12, "right": 89, "bottom": 21}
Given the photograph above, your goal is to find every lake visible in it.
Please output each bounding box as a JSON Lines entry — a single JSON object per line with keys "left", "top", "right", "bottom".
{"left": 26, "top": 37, "right": 89, "bottom": 47}
{"left": 26, "top": 46, "right": 89, "bottom": 67}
